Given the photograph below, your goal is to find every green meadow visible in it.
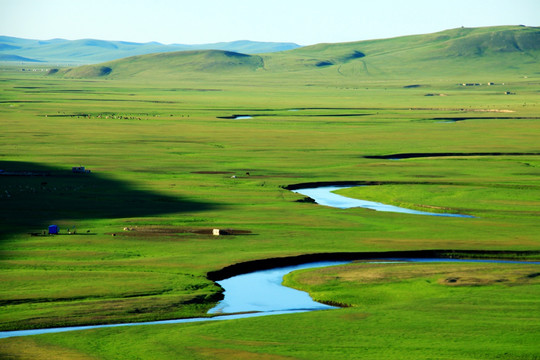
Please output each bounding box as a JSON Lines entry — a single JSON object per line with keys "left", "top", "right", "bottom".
{"left": 0, "top": 26, "right": 539, "bottom": 359}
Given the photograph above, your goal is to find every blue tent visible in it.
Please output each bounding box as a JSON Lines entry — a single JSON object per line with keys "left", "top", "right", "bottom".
{"left": 48, "top": 225, "right": 59, "bottom": 235}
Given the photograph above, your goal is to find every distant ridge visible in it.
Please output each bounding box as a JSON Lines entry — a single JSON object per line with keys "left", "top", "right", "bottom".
{"left": 0, "top": 54, "right": 43, "bottom": 62}
{"left": 61, "top": 49, "right": 265, "bottom": 78}
{"left": 0, "top": 36, "right": 300, "bottom": 63}
{"left": 59, "top": 26, "right": 540, "bottom": 80}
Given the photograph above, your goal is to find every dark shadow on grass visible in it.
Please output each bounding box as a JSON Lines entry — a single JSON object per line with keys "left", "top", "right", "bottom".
{"left": 0, "top": 161, "right": 217, "bottom": 240}
{"left": 363, "top": 152, "right": 540, "bottom": 160}
{"left": 217, "top": 113, "right": 371, "bottom": 119}
{"left": 207, "top": 250, "right": 540, "bottom": 281}
{"left": 430, "top": 117, "right": 540, "bottom": 122}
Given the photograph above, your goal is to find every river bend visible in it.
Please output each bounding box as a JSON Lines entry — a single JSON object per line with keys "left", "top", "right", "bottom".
{"left": 292, "top": 185, "right": 474, "bottom": 217}
{"left": 2, "top": 258, "right": 538, "bottom": 339}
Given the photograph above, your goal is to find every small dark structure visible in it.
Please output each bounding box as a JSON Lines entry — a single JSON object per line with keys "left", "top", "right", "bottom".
{"left": 72, "top": 166, "right": 91, "bottom": 173}
{"left": 48, "top": 225, "right": 59, "bottom": 235}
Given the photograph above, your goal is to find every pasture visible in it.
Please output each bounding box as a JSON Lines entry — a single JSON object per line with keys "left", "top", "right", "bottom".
{"left": 1, "top": 29, "right": 539, "bottom": 358}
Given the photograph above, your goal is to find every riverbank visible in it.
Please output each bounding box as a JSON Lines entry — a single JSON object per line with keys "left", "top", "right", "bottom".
{"left": 2, "top": 253, "right": 538, "bottom": 340}
{"left": 207, "top": 250, "right": 540, "bottom": 281}
{"left": 2, "top": 259, "right": 538, "bottom": 359}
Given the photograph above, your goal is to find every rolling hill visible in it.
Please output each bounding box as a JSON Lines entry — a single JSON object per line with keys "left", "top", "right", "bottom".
{"left": 61, "top": 50, "right": 264, "bottom": 78}
{"left": 0, "top": 36, "right": 300, "bottom": 64}
{"left": 263, "top": 25, "right": 540, "bottom": 78}
{"left": 57, "top": 26, "right": 540, "bottom": 81}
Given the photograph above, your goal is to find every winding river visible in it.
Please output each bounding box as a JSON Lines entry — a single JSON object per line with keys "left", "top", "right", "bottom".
{"left": 0, "top": 186, "right": 534, "bottom": 340}
{"left": 0, "top": 261, "right": 346, "bottom": 339}
{"left": 1, "top": 258, "right": 538, "bottom": 339}
{"left": 208, "top": 261, "right": 348, "bottom": 314}
{"left": 292, "top": 185, "right": 474, "bottom": 217}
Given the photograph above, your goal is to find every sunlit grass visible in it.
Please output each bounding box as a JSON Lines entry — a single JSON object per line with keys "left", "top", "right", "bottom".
{"left": 0, "top": 53, "right": 539, "bottom": 359}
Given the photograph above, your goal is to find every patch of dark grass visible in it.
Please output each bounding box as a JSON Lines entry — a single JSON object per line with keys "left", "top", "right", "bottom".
{"left": 348, "top": 50, "right": 366, "bottom": 59}
{"left": 316, "top": 61, "right": 334, "bottom": 67}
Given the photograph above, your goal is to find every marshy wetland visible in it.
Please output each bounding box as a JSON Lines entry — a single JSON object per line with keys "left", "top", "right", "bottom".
{"left": 1, "top": 25, "right": 539, "bottom": 359}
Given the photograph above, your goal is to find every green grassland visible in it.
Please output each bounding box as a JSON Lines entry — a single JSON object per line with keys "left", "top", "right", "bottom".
{"left": 0, "top": 26, "right": 539, "bottom": 359}
{"left": 1, "top": 263, "right": 538, "bottom": 360}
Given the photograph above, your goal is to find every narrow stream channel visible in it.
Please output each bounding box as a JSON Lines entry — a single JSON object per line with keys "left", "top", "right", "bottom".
{"left": 292, "top": 185, "right": 474, "bottom": 217}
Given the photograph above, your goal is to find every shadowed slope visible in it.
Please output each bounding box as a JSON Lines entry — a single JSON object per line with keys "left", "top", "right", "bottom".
{"left": 0, "top": 161, "right": 217, "bottom": 239}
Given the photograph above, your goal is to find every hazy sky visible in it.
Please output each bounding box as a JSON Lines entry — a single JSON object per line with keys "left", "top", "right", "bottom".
{"left": 1, "top": 0, "right": 539, "bottom": 45}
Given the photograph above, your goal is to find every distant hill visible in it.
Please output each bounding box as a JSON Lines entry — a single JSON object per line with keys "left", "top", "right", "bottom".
{"left": 62, "top": 50, "right": 264, "bottom": 78}
{"left": 266, "top": 25, "right": 540, "bottom": 78}
{"left": 0, "top": 54, "right": 43, "bottom": 62}
{"left": 57, "top": 26, "right": 540, "bottom": 80}
{"left": 0, "top": 36, "right": 300, "bottom": 63}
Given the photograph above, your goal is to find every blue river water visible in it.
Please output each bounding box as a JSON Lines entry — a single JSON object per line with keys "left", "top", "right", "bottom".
{"left": 1, "top": 258, "right": 537, "bottom": 339}
{"left": 292, "top": 185, "right": 474, "bottom": 217}
{"left": 0, "top": 261, "right": 345, "bottom": 339}
{"left": 0, "top": 186, "right": 530, "bottom": 339}
{"left": 208, "top": 261, "right": 348, "bottom": 314}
